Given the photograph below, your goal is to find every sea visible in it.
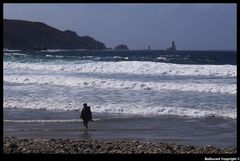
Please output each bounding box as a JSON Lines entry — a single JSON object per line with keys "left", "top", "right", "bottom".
{"left": 3, "top": 49, "right": 237, "bottom": 148}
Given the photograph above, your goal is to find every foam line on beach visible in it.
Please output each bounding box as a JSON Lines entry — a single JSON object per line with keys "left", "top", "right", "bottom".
{"left": 4, "top": 101, "right": 236, "bottom": 119}
{"left": 4, "top": 119, "right": 100, "bottom": 123}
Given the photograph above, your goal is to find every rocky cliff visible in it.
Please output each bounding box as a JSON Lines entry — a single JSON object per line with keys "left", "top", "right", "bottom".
{"left": 3, "top": 19, "right": 106, "bottom": 50}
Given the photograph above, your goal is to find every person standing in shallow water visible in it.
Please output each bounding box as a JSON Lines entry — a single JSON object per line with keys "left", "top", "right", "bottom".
{"left": 80, "top": 103, "right": 93, "bottom": 129}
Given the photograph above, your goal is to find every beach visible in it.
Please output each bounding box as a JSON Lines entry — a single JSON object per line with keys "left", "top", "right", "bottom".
{"left": 3, "top": 3, "right": 237, "bottom": 155}
{"left": 4, "top": 106, "right": 236, "bottom": 154}
{"left": 3, "top": 50, "right": 237, "bottom": 154}
{"left": 4, "top": 108, "right": 236, "bottom": 148}
{"left": 4, "top": 137, "right": 236, "bottom": 154}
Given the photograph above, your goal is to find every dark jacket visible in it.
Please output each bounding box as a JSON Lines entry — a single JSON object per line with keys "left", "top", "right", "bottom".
{"left": 80, "top": 106, "right": 92, "bottom": 121}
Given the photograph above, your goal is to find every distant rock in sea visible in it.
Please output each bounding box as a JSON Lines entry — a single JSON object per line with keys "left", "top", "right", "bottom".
{"left": 3, "top": 19, "right": 106, "bottom": 50}
{"left": 114, "top": 44, "right": 129, "bottom": 51}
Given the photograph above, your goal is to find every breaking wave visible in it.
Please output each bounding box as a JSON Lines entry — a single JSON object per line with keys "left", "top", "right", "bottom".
{"left": 4, "top": 118, "right": 100, "bottom": 123}
{"left": 4, "top": 61, "right": 236, "bottom": 77}
{"left": 4, "top": 74, "right": 236, "bottom": 94}
{"left": 4, "top": 101, "right": 236, "bottom": 119}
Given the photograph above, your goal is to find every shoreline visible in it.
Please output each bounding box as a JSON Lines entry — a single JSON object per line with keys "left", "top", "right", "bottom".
{"left": 3, "top": 137, "right": 236, "bottom": 154}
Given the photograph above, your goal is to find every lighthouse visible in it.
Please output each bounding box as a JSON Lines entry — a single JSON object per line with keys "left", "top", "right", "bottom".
{"left": 172, "top": 41, "right": 176, "bottom": 50}
{"left": 166, "top": 41, "right": 177, "bottom": 51}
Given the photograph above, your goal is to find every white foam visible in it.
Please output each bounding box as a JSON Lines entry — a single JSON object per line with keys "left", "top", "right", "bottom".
{"left": 4, "top": 52, "right": 26, "bottom": 56}
{"left": 46, "top": 54, "right": 55, "bottom": 57}
{"left": 4, "top": 74, "right": 236, "bottom": 94}
{"left": 4, "top": 119, "right": 82, "bottom": 123}
{"left": 4, "top": 100, "right": 79, "bottom": 111}
{"left": 4, "top": 61, "right": 236, "bottom": 77}
{"left": 4, "top": 101, "right": 236, "bottom": 119}
{"left": 4, "top": 118, "right": 100, "bottom": 123}
{"left": 3, "top": 49, "right": 21, "bottom": 52}
{"left": 113, "top": 56, "right": 121, "bottom": 59}
{"left": 56, "top": 55, "right": 64, "bottom": 58}
{"left": 93, "top": 104, "right": 236, "bottom": 119}
{"left": 43, "top": 49, "right": 65, "bottom": 52}
{"left": 156, "top": 57, "right": 167, "bottom": 60}
{"left": 42, "top": 49, "right": 87, "bottom": 52}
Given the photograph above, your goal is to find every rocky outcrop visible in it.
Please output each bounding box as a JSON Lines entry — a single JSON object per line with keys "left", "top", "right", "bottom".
{"left": 114, "top": 44, "right": 129, "bottom": 50}
{"left": 3, "top": 19, "right": 106, "bottom": 50}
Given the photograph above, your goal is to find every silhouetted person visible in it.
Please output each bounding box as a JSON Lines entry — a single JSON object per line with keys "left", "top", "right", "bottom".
{"left": 80, "top": 103, "right": 93, "bottom": 129}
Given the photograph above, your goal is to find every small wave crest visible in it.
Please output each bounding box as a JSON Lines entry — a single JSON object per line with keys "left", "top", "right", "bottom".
{"left": 44, "top": 49, "right": 64, "bottom": 52}
{"left": 4, "top": 119, "right": 100, "bottom": 123}
{"left": 4, "top": 102, "right": 236, "bottom": 119}
{"left": 3, "top": 49, "right": 21, "bottom": 52}
{"left": 4, "top": 52, "right": 27, "bottom": 56}
{"left": 4, "top": 119, "right": 81, "bottom": 123}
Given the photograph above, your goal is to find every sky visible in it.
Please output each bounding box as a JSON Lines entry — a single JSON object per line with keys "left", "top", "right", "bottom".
{"left": 3, "top": 3, "right": 237, "bottom": 50}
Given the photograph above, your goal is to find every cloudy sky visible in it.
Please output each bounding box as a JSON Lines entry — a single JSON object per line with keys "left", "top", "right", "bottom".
{"left": 4, "top": 3, "right": 236, "bottom": 50}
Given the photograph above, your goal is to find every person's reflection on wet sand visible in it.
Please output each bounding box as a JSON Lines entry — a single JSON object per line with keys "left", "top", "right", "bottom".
{"left": 81, "top": 129, "right": 91, "bottom": 139}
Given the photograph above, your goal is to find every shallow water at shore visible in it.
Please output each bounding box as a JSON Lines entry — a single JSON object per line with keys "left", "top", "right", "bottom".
{"left": 4, "top": 108, "right": 236, "bottom": 148}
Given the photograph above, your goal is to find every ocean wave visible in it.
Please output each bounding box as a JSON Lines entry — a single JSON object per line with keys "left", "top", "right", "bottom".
{"left": 4, "top": 75, "right": 236, "bottom": 94}
{"left": 4, "top": 61, "right": 236, "bottom": 77}
{"left": 41, "top": 49, "right": 87, "bottom": 52}
{"left": 156, "top": 57, "right": 167, "bottom": 60}
{"left": 3, "top": 101, "right": 236, "bottom": 119}
{"left": 93, "top": 104, "right": 236, "bottom": 119}
{"left": 45, "top": 54, "right": 62, "bottom": 58}
{"left": 43, "top": 49, "right": 65, "bottom": 52}
{"left": 56, "top": 55, "right": 64, "bottom": 58}
{"left": 3, "top": 49, "right": 21, "bottom": 52}
{"left": 46, "top": 54, "right": 55, "bottom": 57}
{"left": 4, "top": 118, "right": 100, "bottom": 123}
{"left": 4, "top": 52, "right": 27, "bottom": 56}
{"left": 4, "top": 119, "right": 82, "bottom": 123}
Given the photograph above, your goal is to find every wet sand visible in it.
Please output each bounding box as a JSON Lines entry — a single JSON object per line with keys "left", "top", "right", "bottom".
{"left": 4, "top": 108, "right": 236, "bottom": 152}
{"left": 4, "top": 115, "right": 236, "bottom": 148}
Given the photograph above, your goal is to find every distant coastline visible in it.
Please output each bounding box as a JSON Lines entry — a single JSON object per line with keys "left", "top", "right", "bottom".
{"left": 3, "top": 48, "right": 236, "bottom": 53}
{"left": 3, "top": 19, "right": 236, "bottom": 52}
